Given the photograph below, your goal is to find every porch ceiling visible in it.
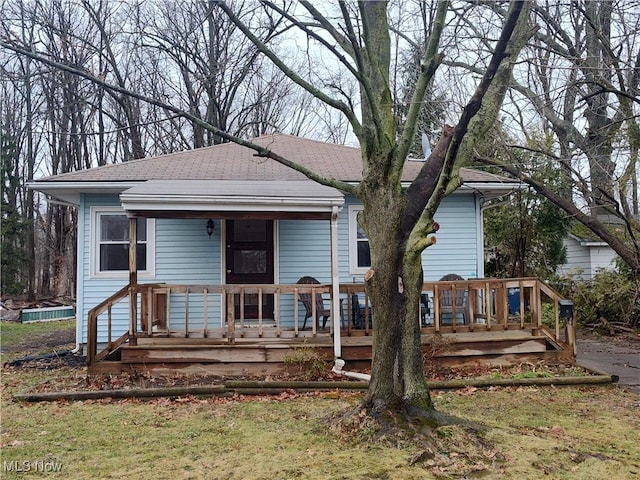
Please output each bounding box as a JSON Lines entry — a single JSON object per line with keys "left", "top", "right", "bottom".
{"left": 119, "top": 180, "right": 345, "bottom": 219}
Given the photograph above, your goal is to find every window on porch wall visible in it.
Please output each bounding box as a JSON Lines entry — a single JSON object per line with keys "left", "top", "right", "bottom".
{"left": 91, "top": 208, "right": 155, "bottom": 278}
{"left": 348, "top": 206, "right": 371, "bottom": 275}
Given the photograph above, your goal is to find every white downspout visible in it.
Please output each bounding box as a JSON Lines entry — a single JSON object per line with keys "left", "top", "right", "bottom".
{"left": 476, "top": 194, "right": 484, "bottom": 278}
{"left": 330, "top": 206, "right": 342, "bottom": 359}
{"left": 75, "top": 201, "right": 85, "bottom": 354}
{"left": 329, "top": 205, "right": 370, "bottom": 382}
{"left": 332, "top": 358, "right": 371, "bottom": 381}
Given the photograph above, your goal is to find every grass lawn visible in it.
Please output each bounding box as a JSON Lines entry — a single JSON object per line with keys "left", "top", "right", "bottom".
{"left": 1, "top": 320, "right": 639, "bottom": 479}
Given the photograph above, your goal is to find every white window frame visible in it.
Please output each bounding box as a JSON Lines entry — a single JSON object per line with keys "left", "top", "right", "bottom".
{"left": 348, "top": 205, "right": 371, "bottom": 275}
{"left": 90, "top": 207, "right": 155, "bottom": 279}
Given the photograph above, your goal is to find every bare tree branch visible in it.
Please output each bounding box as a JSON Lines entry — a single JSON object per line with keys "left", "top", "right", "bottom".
{"left": 394, "top": 0, "right": 448, "bottom": 173}
{"left": 217, "top": 1, "right": 363, "bottom": 138}
{"left": 405, "top": 0, "right": 529, "bottom": 242}
{"left": 477, "top": 156, "right": 640, "bottom": 275}
{"left": 0, "top": 39, "right": 358, "bottom": 195}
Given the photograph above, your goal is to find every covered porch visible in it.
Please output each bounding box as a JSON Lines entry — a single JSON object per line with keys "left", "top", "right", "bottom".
{"left": 87, "top": 277, "right": 577, "bottom": 375}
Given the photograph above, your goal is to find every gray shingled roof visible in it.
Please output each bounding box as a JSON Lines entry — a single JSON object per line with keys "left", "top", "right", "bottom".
{"left": 33, "top": 134, "right": 514, "bottom": 185}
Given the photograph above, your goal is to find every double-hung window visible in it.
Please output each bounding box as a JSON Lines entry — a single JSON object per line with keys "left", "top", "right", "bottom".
{"left": 92, "top": 208, "right": 154, "bottom": 278}
{"left": 348, "top": 206, "right": 371, "bottom": 274}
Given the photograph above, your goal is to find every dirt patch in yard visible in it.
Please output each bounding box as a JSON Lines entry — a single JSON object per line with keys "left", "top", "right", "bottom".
{"left": 1, "top": 327, "right": 75, "bottom": 354}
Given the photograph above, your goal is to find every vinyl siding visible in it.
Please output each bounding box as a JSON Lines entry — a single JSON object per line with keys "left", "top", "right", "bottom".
{"left": 279, "top": 219, "right": 331, "bottom": 283}
{"left": 424, "top": 194, "right": 480, "bottom": 280}
{"left": 589, "top": 247, "right": 617, "bottom": 274}
{"left": 80, "top": 195, "right": 132, "bottom": 344}
{"left": 558, "top": 237, "right": 616, "bottom": 280}
{"left": 156, "top": 218, "right": 222, "bottom": 331}
{"left": 558, "top": 237, "right": 591, "bottom": 279}
{"left": 79, "top": 192, "right": 482, "bottom": 341}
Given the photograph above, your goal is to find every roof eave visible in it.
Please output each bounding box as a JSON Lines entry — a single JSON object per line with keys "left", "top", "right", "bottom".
{"left": 119, "top": 193, "right": 345, "bottom": 213}
{"left": 568, "top": 234, "right": 608, "bottom": 247}
{"left": 28, "top": 181, "right": 142, "bottom": 205}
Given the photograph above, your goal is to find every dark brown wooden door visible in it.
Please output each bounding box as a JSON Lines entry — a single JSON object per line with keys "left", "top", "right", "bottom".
{"left": 226, "top": 220, "right": 274, "bottom": 319}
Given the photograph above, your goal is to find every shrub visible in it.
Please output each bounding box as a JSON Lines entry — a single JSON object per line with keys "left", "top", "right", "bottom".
{"left": 282, "top": 340, "right": 330, "bottom": 380}
{"left": 552, "top": 268, "right": 639, "bottom": 332}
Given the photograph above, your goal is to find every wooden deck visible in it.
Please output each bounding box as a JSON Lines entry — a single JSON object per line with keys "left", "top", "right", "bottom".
{"left": 86, "top": 278, "right": 577, "bottom": 375}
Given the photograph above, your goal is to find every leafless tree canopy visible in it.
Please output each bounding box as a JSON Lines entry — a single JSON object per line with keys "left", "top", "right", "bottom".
{"left": 1, "top": 0, "right": 339, "bottom": 298}
{"left": 443, "top": 0, "right": 640, "bottom": 273}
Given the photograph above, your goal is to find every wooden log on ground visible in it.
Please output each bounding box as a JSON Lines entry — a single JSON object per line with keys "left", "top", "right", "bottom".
{"left": 13, "top": 375, "right": 616, "bottom": 402}
{"left": 224, "top": 380, "right": 368, "bottom": 390}
{"left": 426, "top": 375, "right": 616, "bottom": 390}
{"left": 13, "top": 385, "right": 227, "bottom": 402}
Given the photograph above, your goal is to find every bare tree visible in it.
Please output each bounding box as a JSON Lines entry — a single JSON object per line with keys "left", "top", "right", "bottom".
{"left": 452, "top": 0, "right": 640, "bottom": 275}
{"left": 131, "top": 0, "right": 295, "bottom": 146}
{"left": 216, "top": 0, "right": 530, "bottom": 421}
{"left": 2, "top": 0, "right": 528, "bottom": 427}
{"left": 2, "top": 0, "right": 324, "bottom": 298}
{"left": 81, "top": 0, "right": 147, "bottom": 160}
{"left": 1, "top": 0, "right": 46, "bottom": 299}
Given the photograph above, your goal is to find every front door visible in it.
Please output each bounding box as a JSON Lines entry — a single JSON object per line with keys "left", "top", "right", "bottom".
{"left": 225, "top": 220, "right": 274, "bottom": 319}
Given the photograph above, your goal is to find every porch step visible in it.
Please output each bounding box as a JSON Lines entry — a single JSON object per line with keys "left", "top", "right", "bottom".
{"left": 120, "top": 331, "right": 553, "bottom": 365}
{"left": 94, "top": 331, "right": 571, "bottom": 376}
{"left": 434, "top": 337, "right": 548, "bottom": 357}
{"left": 120, "top": 344, "right": 298, "bottom": 364}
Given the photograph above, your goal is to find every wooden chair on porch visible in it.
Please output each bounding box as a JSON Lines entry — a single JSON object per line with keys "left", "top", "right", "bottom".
{"left": 351, "top": 293, "right": 365, "bottom": 329}
{"left": 296, "top": 276, "right": 331, "bottom": 330}
{"left": 439, "top": 273, "right": 468, "bottom": 325}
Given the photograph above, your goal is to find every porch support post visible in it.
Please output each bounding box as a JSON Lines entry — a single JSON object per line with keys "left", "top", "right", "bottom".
{"left": 128, "top": 217, "right": 138, "bottom": 344}
{"left": 330, "top": 206, "right": 342, "bottom": 358}
{"left": 129, "top": 217, "right": 138, "bottom": 286}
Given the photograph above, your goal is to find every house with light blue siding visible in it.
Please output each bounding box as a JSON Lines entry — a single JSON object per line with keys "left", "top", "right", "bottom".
{"left": 32, "top": 135, "right": 574, "bottom": 374}
{"left": 558, "top": 235, "right": 618, "bottom": 280}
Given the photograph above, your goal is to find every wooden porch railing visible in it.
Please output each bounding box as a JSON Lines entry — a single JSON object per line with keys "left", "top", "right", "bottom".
{"left": 418, "top": 278, "right": 576, "bottom": 353}
{"left": 86, "top": 277, "right": 575, "bottom": 366}
{"left": 86, "top": 282, "right": 338, "bottom": 365}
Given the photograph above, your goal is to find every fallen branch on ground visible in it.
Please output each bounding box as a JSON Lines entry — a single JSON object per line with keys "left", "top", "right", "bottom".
{"left": 13, "top": 374, "right": 617, "bottom": 402}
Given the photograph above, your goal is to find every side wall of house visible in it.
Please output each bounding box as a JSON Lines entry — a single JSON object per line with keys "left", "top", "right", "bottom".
{"left": 557, "top": 237, "right": 591, "bottom": 280}
{"left": 557, "top": 237, "right": 617, "bottom": 280}
{"left": 80, "top": 192, "right": 481, "bottom": 342}
{"left": 589, "top": 246, "right": 617, "bottom": 274}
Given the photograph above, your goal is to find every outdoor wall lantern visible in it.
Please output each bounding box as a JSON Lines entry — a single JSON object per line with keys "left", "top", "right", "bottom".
{"left": 206, "top": 219, "right": 215, "bottom": 238}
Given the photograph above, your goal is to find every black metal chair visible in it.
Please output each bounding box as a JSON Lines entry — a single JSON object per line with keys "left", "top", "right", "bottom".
{"left": 351, "top": 293, "right": 365, "bottom": 329}
{"left": 296, "top": 276, "right": 331, "bottom": 330}
{"left": 420, "top": 293, "right": 431, "bottom": 327}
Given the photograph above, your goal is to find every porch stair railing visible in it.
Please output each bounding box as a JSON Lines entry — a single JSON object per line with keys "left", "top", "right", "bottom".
{"left": 87, "top": 285, "right": 131, "bottom": 365}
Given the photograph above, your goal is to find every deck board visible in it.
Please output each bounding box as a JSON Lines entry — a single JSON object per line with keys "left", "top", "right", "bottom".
{"left": 118, "top": 330, "right": 554, "bottom": 368}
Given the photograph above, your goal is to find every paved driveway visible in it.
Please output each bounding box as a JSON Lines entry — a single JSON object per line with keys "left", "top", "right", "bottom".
{"left": 577, "top": 335, "right": 640, "bottom": 395}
